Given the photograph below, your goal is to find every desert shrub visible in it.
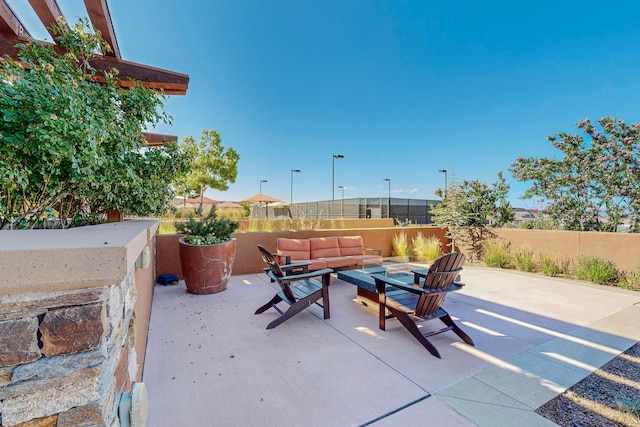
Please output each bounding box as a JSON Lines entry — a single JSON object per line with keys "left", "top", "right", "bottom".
{"left": 412, "top": 233, "right": 442, "bottom": 261}
{"left": 392, "top": 231, "right": 410, "bottom": 257}
{"left": 513, "top": 245, "right": 536, "bottom": 272}
{"left": 618, "top": 265, "right": 640, "bottom": 291}
{"left": 539, "top": 253, "right": 562, "bottom": 277}
{"left": 246, "top": 218, "right": 260, "bottom": 232}
{"left": 261, "top": 218, "right": 274, "bottom": 232}
{"left": 158, "top": 221, "right": 176, "bottom": 235}
{"left": 482, "top": 238, "right": 512, "bottom": 268}
{"left": 573, "top": 256, "right": 619, "bottom": 285}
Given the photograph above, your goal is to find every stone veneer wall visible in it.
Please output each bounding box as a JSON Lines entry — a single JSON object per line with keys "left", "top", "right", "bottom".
{"left": 0, "top": 220, "right": 157, "bottom": 427}
{"left": 0, "top": 272, "right": 136, "bottom": 426}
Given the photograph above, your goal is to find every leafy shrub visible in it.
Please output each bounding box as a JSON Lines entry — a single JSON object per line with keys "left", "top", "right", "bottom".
{"left": 175, "top": 213, "right": 239, "bottom": 245}
{"left": 513, "top": 245, "right": 536, "bottom": 272}
{"left": 482, "top": 238, "right": 512, "bottom": 268}
{"left": 539, "top": 253, "right": 561, "bottom": 277}
{"left": 573, "top": 256, "right": 619, "bottom": 285}
{"left": 1, "top": 18, "right": 187, "bottom": 229}
{"left": 618, "top": 265, "right": 640, "bottom": 291}
{"left": 412, "top": 233, "right": 442, "bottom": 261}
{"left": 392, "top": 232, "right": 410, "bottom": 257}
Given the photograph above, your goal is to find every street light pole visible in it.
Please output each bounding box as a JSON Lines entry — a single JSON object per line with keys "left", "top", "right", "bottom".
{"left": 260, "top": 179, "right": 267, "bottom": 194}
{"left": 290, "top": 169, "right": 300, "bottom": 204}
{"left": 337, "top": 186, "right": 345, "bottom": 217}
{"left": 438, "top": 169, "right": 447, "bottom": 197}
{"left": 383, "top": 178, "right": 390, "bottom": 218}
{"left": 332, "top": 154, "right": 344, "bottom": 200}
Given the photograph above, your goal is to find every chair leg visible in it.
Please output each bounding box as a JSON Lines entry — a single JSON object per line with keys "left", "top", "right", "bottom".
{"left": 440, "top": 312, "right": 475, "bottom": 346}
{"left": 255, "top": 295, "right": 283, "bottom": 315}
{"left": 265, "top": 293, "right": 321, "bottom": 330}
{"left": 385, "top": 305, "right": 441, "bottom": 358}
{"left": 321, "top": 274, "right": 331, "bottom": 320}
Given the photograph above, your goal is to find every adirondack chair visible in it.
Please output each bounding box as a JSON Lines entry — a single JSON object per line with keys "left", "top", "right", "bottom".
{"left": 372, "top": 252, "right": 474, "bottom": 358}
{"left": 255, "top": 245, "right": 333, "bottom": 329}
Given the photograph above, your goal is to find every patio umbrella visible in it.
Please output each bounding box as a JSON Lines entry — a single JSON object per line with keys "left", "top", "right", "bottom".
{"left": 241, "top": 193, "right": 284, "bottom": 219}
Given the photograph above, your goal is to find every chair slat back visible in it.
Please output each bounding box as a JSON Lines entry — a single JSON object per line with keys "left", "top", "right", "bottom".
{"left": 415, "top": 252, "right": 465, "bottom": 316}
{"left": 257, "top": 245, "right": 296, "bottom": 301}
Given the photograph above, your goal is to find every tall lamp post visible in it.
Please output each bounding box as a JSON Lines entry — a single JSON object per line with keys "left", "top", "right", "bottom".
{"left": 438, "top": 169, "right": 447, "bottom": 197}
{"left": 383, "top": 178, "right": 390, "bottom": 218}
{"left": 332, "top": 154, "right": 344, "bottom": 200}
{"left": 259, "top": 179, "right": 268, "bottom": 194}
{"left": 337, "top": 186, "right": 345, "bottom": 217}
{"left": 290, "top": 169, "right": 300, "bottom": 203}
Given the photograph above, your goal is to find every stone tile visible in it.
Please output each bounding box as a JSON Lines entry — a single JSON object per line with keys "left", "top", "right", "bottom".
{"left": 0, "top": 318, "right": 41, "bottom": 366}
{"left": 40, "top": 304, "right": 105, "bottom": 357}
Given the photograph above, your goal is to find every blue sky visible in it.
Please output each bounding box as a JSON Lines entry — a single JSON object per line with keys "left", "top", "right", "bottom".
{"left": 10, "top": 1, "right": 640, "bottom": 206}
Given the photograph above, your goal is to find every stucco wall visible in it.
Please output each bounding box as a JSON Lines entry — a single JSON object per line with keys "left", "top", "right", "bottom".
{"left": 491, "top": 229, "right": 640, "bottom": 272}
{"left": 156, "top": 226, "right": 450, "bottom": 276}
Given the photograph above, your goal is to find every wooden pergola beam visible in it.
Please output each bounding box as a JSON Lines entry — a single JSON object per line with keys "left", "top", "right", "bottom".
{"left": 84, "top": 0, "right": 120, "bottom": 58}
{"left": 27, "top": 0, "right": 67, "bottom": 40}
{"left": 0, "top": 0, "right": 30, "bottom": 38}
{"left": 1, "top": 35, "right": 189, "bottom": 95}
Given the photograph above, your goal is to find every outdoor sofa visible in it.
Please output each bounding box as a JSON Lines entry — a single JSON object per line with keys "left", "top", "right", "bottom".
{"left": 276, "top": 236, "right": 382, "bottom": 271}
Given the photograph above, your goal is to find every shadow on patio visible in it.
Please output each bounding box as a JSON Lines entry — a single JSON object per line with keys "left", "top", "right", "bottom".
{"left": 143, "top": 267, "right": 640, "bottom": 427}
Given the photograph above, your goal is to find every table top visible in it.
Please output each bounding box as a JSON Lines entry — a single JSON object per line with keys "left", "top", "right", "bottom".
{"left": 337, "top": 260, "right": 430, "bottom": 293}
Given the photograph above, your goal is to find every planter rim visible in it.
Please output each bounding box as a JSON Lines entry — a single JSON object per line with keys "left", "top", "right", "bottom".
{"left": 178, "top": 237, "right": 236, "bottom": 247}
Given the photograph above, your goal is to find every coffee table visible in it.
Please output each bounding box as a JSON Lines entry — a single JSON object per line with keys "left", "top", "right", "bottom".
{"left": 337, "top": 258, "right": 430, "bottom": 311}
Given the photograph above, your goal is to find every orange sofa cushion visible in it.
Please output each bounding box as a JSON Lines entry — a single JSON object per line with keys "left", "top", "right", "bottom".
{"left": 338, "top": 236, "right": 366, "bottom": 256}
{"left": 276, "top": 238, "right": 310, "bottom": 261}
{"left": 309, "top": 237, "right": 341, "bottom": 259}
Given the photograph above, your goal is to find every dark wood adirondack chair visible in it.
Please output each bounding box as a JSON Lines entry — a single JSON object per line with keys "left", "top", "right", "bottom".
{"left": 372, "top": 252, "right": 474, "bottom": 358}
{"left": 255, "top": 245, "right": 333, "bottom": 329}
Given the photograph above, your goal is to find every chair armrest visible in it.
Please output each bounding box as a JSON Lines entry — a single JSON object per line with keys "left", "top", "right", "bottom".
{"left": 281, "top": 261, "right": 310, "bottom": 274}
{"left": 365, "top": 248, "right": 382, "bottom": 255}
{"left": 277, "top": 268, "right": 334, "bottom": 283}
{"left": 372, "top": 274, "right": 463, "bottom": 296}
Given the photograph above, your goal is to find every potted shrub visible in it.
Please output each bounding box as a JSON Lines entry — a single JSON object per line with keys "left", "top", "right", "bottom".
{"left": 175, "top": 213, "right": 240, "bottom": 294}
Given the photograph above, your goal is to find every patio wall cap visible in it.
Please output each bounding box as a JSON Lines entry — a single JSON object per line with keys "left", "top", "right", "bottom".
{"left": 0, "top": 219, "right": 158, "bottom": 296}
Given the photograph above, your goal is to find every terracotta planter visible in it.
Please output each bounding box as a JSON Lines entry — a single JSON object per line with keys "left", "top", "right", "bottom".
{"left": 178, "top": 238, "right": 236, "bottom": 294}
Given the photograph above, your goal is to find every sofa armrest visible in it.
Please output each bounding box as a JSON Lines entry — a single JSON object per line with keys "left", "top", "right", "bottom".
{"left": 365, "top": 248, "right": 382, "bottom": 255}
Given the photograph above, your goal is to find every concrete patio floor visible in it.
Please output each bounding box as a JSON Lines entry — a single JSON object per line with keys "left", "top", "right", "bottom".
{"left": 143, "top": 267, "right": 640, "bottom": 426}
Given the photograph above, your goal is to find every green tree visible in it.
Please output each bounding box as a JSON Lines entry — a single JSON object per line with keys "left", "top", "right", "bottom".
{"left": 431, "top": 173, "right": 513, "bottom": 256}
{"left": 0, "top": 18, "right": 188, "bottom": 229}
{"left": 175, "top": 130, "right": 239, "bottom": 215}
{"left": 510, "top": 117, "right": 640, "bottom": 232}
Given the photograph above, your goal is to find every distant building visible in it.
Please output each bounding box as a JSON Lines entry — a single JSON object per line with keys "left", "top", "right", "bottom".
{"left": 512, "top": 208, "right": 538, "bottom": 227}
{"left": 172, "top": 196, "right": 216, "bottom": 210}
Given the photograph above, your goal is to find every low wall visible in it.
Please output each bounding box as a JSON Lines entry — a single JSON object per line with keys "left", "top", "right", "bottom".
{"left": 0, "top": 220, "right": 158, "bottom": 426}
{"left": 491, "top": 229, "right": 640, "bottom": 272}
{"left": 156, "top": 226, "right": 449, "bottom": 277}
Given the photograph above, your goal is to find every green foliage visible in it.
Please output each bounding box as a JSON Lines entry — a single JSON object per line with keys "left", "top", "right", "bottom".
{"left": 482, "top": 238, "right": 512, "bottom": 268}
{"left": 573, "top": 256, "right": 619, "bottom": 285}
{"left": 411, "top": 233, "right": 442, "bottom": 261}
{"left": 175, "top": 211, "right": 239, "bottom": 245}
{"left": 431, "top": 172, "right": 513, "bottom": 255}
{"left": 510, "top": 117, "right": 640, "bottom": 232}
{"left": 539, "top": 253, "right": 562, "bottom": 277}
{"left": 618, "top": 265, "right": 640, "bottom": 291}
{"left": 392, "top": 231, "right": 410, "bottom": 257}
{"left": 0, "top": 18, "right": 188, "bottom": 229}
{"left": 174, "top": 130, "right": 239, "bottom": 214}
{"left": 513, "top": 245, "right": 536, "bottom": 272}
{"left": 239, "top": 201, "right": 251, "bottom": 217}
